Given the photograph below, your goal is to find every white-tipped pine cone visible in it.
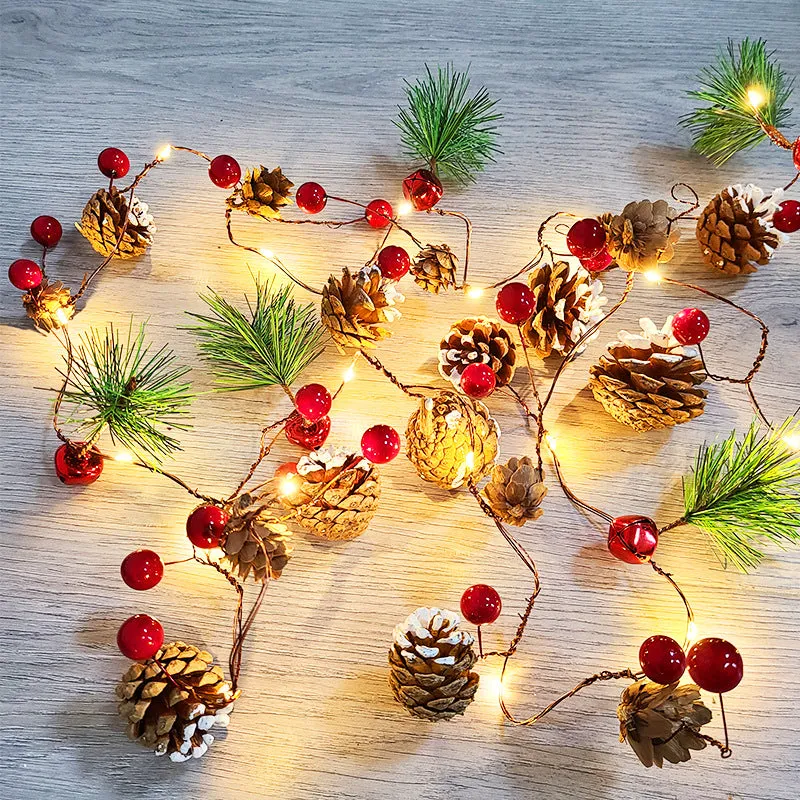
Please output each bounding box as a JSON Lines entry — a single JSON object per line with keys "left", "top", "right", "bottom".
{"left": 438, "top": 316, "right": 516, "bottom": 389}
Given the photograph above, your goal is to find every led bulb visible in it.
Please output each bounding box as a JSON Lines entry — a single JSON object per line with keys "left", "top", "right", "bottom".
{"left": 397, "top": 200, "right": 413, "bottom": 216}
{"left": 259, "top": 248, "right": 274, "bottom": 259}
{"left": 644, "top": 270, "right": 662, "bottom": 283}
{"left": 156, "top": 145, "right": 172, "bottom": 161}
{"left": 280, "top": 474, "right": 297, "bottom": 497}
{"left": 783, "top": 433, "right": 800, "bottom": 451}
{"left": 746, "top": 86, "right": 766, "bottom": 109}
{"left": 343, "top": 364, "right": 356, "bottom": 383}
{"left": 465, "top": 451, "right": 475, "bottom": 471}
{"left": 465, "top": 286, "right": 484, "bottom": 299}
{"left": 114, "top": 451, "right": 134, "bottom": 463}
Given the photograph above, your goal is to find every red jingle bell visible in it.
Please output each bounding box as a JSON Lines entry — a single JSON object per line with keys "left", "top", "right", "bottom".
{"left": 687, "top": 637, "right": 743, "bottom": 693}
{"left": 672, "top": 308, "right": 710, "bottom": 345}
{"left": 639, "top": 635, "right": 686, "bottom": 684}
{"left": 460, "top": 584, "right": 502, "bottom": 625}
{"left": 97, "top": 147, "right": 130, "bottom": 179}
{"left": 581, "top": 248, "right": 613, "bottom": 272}
{"left": 296, "top": 182, "right": 327, "bottom": 214}
{"left": 360, "top": 424, "right": 401, "bottom": 464}
{"left": 294, "top": 383, "right": 332, "bottom": 422}
{"left": 460, "top": 362, "right": 496, "bottom": 399}
{"left": 496, "top": 282, "right": 535, "bottom": 324}
{"left": 54, "top": 442, "right": 104, "bottom": 485}
{"left": 8, "top": 259, "right": 43, "bottom": 290}
{"left": 567, "top": 218, "right": 607, "bottom": 259}
{"left": 120, "top": 549, "right": 164, "bottom": 591}
{"left": 30, "top": 215, "right": 63, "bottom": 248}
{"left": 365, "top": 199, "right": 393, "bottom": 229}
{"left": 607, "top": 515, "right": 658, "bottom": 563}
{"left": 772, "top": 199, "right": 800, "bottom": 234}
{"left": 285, "top": 411, "right": 331, "bottom": 449}
{"left": 402, "top": 168, "right": 443, "bottom": 211}
{"left": 117, "top": 614, "right": 164, "bottom": 661}
{"left": 208, "top": 154, "right": 242, "bottom": 189}
{"left": 185, "top": 504, "right": 229, "bottom": 549}
{"left": 377, "top": 245, "right": 411, "bottom": 280}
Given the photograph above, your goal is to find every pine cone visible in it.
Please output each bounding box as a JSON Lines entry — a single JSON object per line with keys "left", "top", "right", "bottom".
{"left": 438, "top": 317, "right": 516, "bottom": 389}
{"left": 281, "top": 448, "right": 381, "bottom": 540}
{"left": 617, "top": 679, "right": 712, "bottom": 768}
{"left": 411, "top": 244, "right": 458, "bottom": 293}
{"left": 588, "top": 317, "right": 708, "bottom": 432}
{"left": 406, "top": 391, "right": 499, "bottom": 489}
{"left": 76, "top": 186, "right": 156, "bottom": 258}
{"left": 601, "top": 199, "right": 680, "bottom": 272}
{"left": 483, "top": 456, "right": 547, "bottom": 526}
{"left": 222, "top": 493, "right": 293, "bottom": 581}
{"left": 696, "top": 184, "right": 785, "bottom": 275}
{"left": 116, "top": 641, "right": 237, "bottom": 763}
{"left": 22, "top": 277, "right": 74, "bottom": 331}
{"left": 226, "top": 165, "right": 294, "bottom": 220}
{"left": 521, "top": 261, "right": 607, "bottom": 358}
{"left": 321, "top": 266, "right": 403, "bottom": 352}
{"left": 389, "top": 607, "right": 479, "bottom": 721}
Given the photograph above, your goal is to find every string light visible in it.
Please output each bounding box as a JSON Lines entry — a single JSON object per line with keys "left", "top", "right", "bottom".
{"left": 156, "top": 144, "right": 172, "bottom": 162}
{"left": 259, "top": 247, "right": 274, "bottom": 259}
{"left": 783, "top": 433, "right": 800, "bottom": 451}
{"left": 343, "top": 363, "right": 356, "bottom": 383}
{"left": 396, "top": 200, "right": 414, "bottom": 216}
{"left": 746, "top": 86, "right": 767, "bottom": 109}
{"left": 279, "top": 474, "right": 297, "bottom": 497}
{"left": 644, "top": 270, "right": 662, "bottom": 283}
{"left": 54, "top": 307, "right": 70, "bottom": 326}
{"left": 686, "top": 620, "right": 698, "bottom": 646}
{"left": 545, "top": 434, "right": 558, "bottom": 452}
{"left": 113, "top": 451, "right": 134, "bottom": 463}
{"left": 465, "top": 451, "right": 475, "bottom": 471}
{"left": 465, "top": 285, "right": 484, "bottom": 299}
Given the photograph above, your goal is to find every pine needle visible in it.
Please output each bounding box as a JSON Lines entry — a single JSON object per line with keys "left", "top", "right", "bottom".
{"left": 58, "top": 321, "right": 193, "bottom": 463}
{"left": 680, "top": 38, "right": 794, "bottom": 165}
{"left": 394, "top": 63, "right": 502, "bottom": 184}
{"left": 187, "top": 274, "right": 325, "bottom": 391}
{"left": 682, "top": 418, "right": 800, "bottom": 571}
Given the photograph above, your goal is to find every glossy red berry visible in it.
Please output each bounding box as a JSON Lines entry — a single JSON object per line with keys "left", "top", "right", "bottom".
{"left": 687, "top": 637, "right": 743, "bottom": 693}
{"left": 117, "top": 614, "right": 164, "bottom": 661}
{"left": 460, "top": 584, "right": 502, "bottom": 625}
{"left": 402, "top": 168, "right": 443, "bottom": 211}
{"left": 208, "top": 154, "right": 241, "bottom": 189}
{"left": 360, "top": 424, "right": 401, "bottom": 463}
{"left": 296, "top": 182, "right": 327, "bottom": 214}
{"left": 772, "top": 199, "right": 800, "bottom": 233}
{"left": 285, "top": 411, "right": 331, "bottom": 449}
{"left": 639, "top": 635, "right": 686, "bottom": 684}
{"left": 581, "top": 248, "right": 613, "bottom": 272}
{"left": 672, "top": 308, "right": 710, "bottom": 346}
{"left": 97, "top": 147, "right": 130, "bottom": 179}
{"left": 496, "top": 282, "right": 535, "bottom": 324}
{"left": 30, "top": 215, "right": 63, "bottom": 248}
{"left": 186, "top": 504, "right": 229, "bottom": 549}
{"left": 567, "top": 218, "right": 606, "bottom": 259}
{"left": 8, "top": 259, "right": 43, "bottom": 290}
{"left": 365, "top": 199, "right": 393, "bottom": 229}
{"left": 607, "top": 515, "right": 658, "bottom": 564}
{"left": 120, "top": 549, "right": 164, "bottom": 591}
{"left": 294, "top": 383, "right": 332, "bottom": 422}
{"left": 275, "top": 461, "right": 298, "bottom": 479}
{"left": 54, "top": 442, "right": 104, "bottom": 485}
{"left": 460, "top": 363, "right": 496, "bottom": 399}
{"left": 377, "top": 245, "right": 411, "bottom": 280}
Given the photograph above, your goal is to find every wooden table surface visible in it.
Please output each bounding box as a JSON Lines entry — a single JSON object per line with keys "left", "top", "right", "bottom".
{"left": 1, "top": 2, "right": 798, "bottom": 798}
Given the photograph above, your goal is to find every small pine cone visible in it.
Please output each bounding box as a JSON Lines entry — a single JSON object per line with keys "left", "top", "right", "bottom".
{"left": 116, "top": 641, "right": 238, "bottom": 763}
{"left": 696, "top": 184, "right": 785, "bottom": 275}
{"left": 389, "top": 607, "right": 479, "bottom": 721}
{"left": 617, "top": 679, "right": 712, "bottom": 768}
{"left": 406, "top": 390, "right": 499, "bottom": 490}
{"left": 483, "top": 456, "right": 547, "bottom": 526}
{"left": 281, "top": 448, "right": 381, "bottom": 540}
{"left": 321, "top": 266, "right": 403, "bottom": 352}
{"left": 411, "top": 244, "right": 458, "bottom": 293}
{"left": 521, "top": 261, "right": 607, "bottom": 358}
{"left": 588, "top": 317, "right": 708, "bottom": 432}
{"left": 226, "top": 165, "right": 294, "bottom": 220}
{"left": 23, "top": 277, "right": 74, "bottom": 331}
{"left": 438, "top": 316, "right": 516, "bottom": 389}
{"left": 76, "top": 186, "right": 156, "bottom": 258}
{"left": 600, "top": 199, "right": 680, "bottom": 272}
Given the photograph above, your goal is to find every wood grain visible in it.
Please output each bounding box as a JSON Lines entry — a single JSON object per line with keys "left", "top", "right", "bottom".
{"left": 1, "top": 2, "right": 798, "bottom": 798}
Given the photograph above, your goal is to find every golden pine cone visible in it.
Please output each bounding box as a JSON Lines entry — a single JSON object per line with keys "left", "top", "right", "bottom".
{"left": 617, "top": 679, "right": 712, "bottom": 768}
{"left": 22, "top": 277, "right": 74, "bottom": 331}
{"left": 389, "top": 607, "right": 479, "bottom": 721}
{"left": 226, "top": 165, "right": 294, "bottom": 220}
{"left": 521, "top": 261, "right": 607, "bottom": 358}
{"left": 438, "top": 316, "right": 516, "bottom": 388}
{"left": 482, "top": 456, "right": 547, "bottom": 526}
{"left": 696, "top": 184, "right": 785, "bottom": 275}
{"left": 116, "top": 641, "right": 237, "bottom": 763}
{"left": 588, "top": 317, "right": 708, "bottom": 432}
{"left": 75, "top": 186, "right": 156, "bottom": 258}
{"left": 600, "top": 199, "right": 680, "bottom": 272}
{"left": 411, "top": 244, "right": 458, "bottom": 293}
{"left": 405, "top": 391, "right": 499, "bottom": 489}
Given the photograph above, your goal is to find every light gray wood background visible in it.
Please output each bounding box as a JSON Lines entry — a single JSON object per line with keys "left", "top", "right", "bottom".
{"left": 1, "top": 2, "right": 798, "bottom": 798}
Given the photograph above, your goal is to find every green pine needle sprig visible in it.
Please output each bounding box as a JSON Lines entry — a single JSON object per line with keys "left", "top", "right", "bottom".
{"left": 59, "top": 321, "right": 193, "bottom": 463}
{"left": 681, "top": 418, "right": 800, "bottom": 572}
{"left": 395, "top": 63, "right": 502, "bottom": 184}
{"left": 680, "top": 38, "right": 794, "bottom": 165}
{"left": 187, "top": 274, "right": 325, "bottom": 392}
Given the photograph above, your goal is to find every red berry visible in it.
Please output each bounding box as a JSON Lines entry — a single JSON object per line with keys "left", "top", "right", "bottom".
{"left": 687, "top": 637, "right": 743, "bottom": 693}
{"left": 567, "top": 218, "right": 606, "bottom": 259}
{"left": 208, "top": 154, "right": 241, "bottom": 189}
{"left": 275, "top": 461, "right": 298, "bottom": 478}
{"left": 54, "top": 442, "right": 104, "bottom": 486}
{"left": 186, "top": 504, "right": 229, "bottom": 549}
{"left": 360, "top": 424, "right": 401, "bottom": 463}
{"left": 365, "top": 199, "right": 393, "bottom": 229}
{"left": 496, "top": 282, "right": 535, "bottom": 324}
{"left": 30, "top": 215, "right": 63, "bottom": 248}
{"left": 581, "top": 248, "right": 613, "bottom": 272}
{"left": 402, "top": 168, "right": 443, "bottom": 211}
{"left": 377, "top": 245, "right": 410, "bottom": 280}
{"left": 460, "top": 363, "right": 496, "bottom": 399}
{"left": 294, "top": 383, "right": 332, "bottom": 422}
{"left": 285, "top": 411, "right": 331, "bottom": 449}
{"left": 97, "top": 147, "right": 130, "bottom": 179}
{"left": 639, "top": 635, "right": 686, "bottom": 684}
{"left": 121, "top": 549, "right": 164, "bottom": 591}
{"left": 8, "top": 259, "right": 43, "bottom": 290}
{"left": 296, "top": 181, "right": 327, "bottom": 214}
{"left": 607, "top": 515, "right": 658, "bottom": 564}
{"left": 772, "top": 199, "right": 800, "bottom": 233}
{"left": 460, "top": 584, "right": 502, "bottom": 625}
{"left": 117, "top": 614, "right": 164, "bottom": 661}
{"left": 672, "top": 308, "right": 710, "bottom": 346}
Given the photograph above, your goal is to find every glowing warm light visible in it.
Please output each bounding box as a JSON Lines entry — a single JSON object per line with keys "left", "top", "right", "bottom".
{"left": 545, "top": 434, "right": 558, "bottom": 452}
{"left": 156, "top": 144, "right": 172, "bottom": 161}
{"left": 55, "top": 308, "right": 69, "bottom": 326}
{"left": 481, "top": 672, "right": 506, "bottom": 705}
{"left": 644, "top": 270, "right": 662, "bottom": 283}
{"left": 259, "top": 248, "right": 275, "bottom": 259}
{"left": 113, "top": 451, "right": 134, "bottom": 463}
{"left": 280, "top": 474, "right": 297, "bottom": 497}
{"left": 343, "top": 364, "right": 356, "bottom": 383}
{"left": 465, "top": 451, "right": 475, "bottom": 471}
{"left": 746, "top": 86, "right": 766, "bottom": 109}
{"left": 466, "top": 286, "right": 484, "bottom": 299}
{"left": 397, "top": 200, "right": 414, "bottom": 216}
{"left": 782, "top": 433, "right": 800, "bottom": 451}
{"left": 686, "top": 621, "right": 698, "bottom": 646}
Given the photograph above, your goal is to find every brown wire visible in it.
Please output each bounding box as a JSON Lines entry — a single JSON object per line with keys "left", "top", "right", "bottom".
{"left": 426, "top": 208, "right": 472, "bottom": 287}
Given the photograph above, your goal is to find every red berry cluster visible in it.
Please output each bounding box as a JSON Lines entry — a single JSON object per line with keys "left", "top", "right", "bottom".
{"left": 7, "top": 214, "right": 64, "bottom": 292}
{"left": 566, "top": 218, "right": 612, "bottom": 272}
